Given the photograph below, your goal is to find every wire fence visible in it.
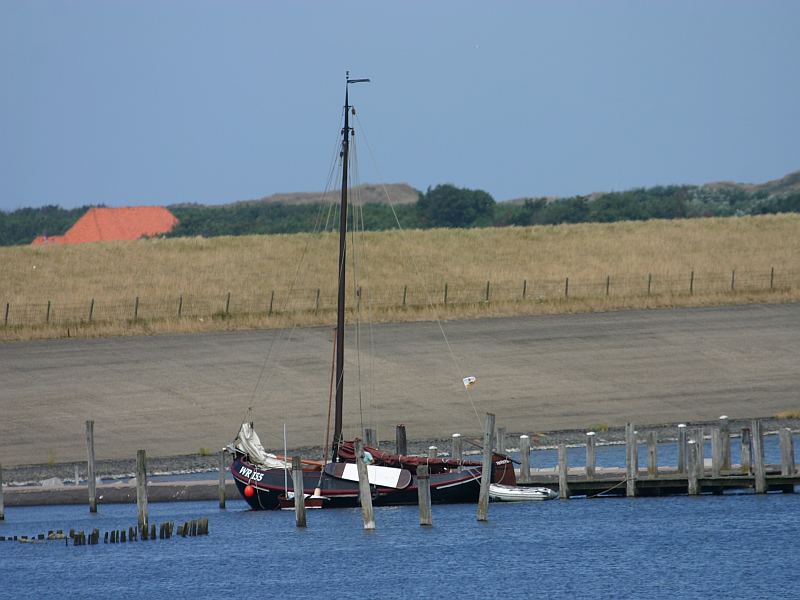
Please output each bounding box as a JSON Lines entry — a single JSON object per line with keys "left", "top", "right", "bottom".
{"left": 2, "top": 267, "right": 797, "bottom": 328}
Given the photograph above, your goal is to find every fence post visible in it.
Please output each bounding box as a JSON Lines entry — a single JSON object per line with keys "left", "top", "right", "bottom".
{"left": 522, "top": 279, "right": 527, "bottom": 299}
{"left": 178, "top": 294, "right": 183, "bottom": 318}
{"left": 565, "top": 277, "right": 569, "bottom": 298}
{"left": 606, "top": 275, "right": 610, "bottom": 296}
{"left": 558, "top": 443, "right": 570, "bottom": 499}
{"left": 752, "top": 420, "right": 766, "bottom": 494}
{"left": 513, "top": 434, "right": 528, "bottom": 483}
{"left": 731, "top": 270, "right": 736, "bottom": 291}
{"left": 452, "top": 433, "right": 463, "bottom": 468}
{"left": 88, "top": 298, "right": 94, "bottom": 322}
{"left": 3, "top": 303, "right": 8, "bottom": 326}
{"left": 444, "top": 283, "right": 448, "bottom": 305}
{"left": 770, "top": 266, "right": 774, "bottom": 290}
{"left": 647, "top": 274, "right": 652, "bottom": 296}
{"left": 225, "top": 292, "right": 231, "bottom": 315}
{"left": 315, "top": 289, "right": 320, "bottom": 313}
{"left": 586, "top": 431, "right": 596, "bottom": 479}
{"left": 136, "top": 449, "right": 148, "bottom": 532}
{"left": 133, "top": 296, "right": 139, "bottom": 320}
{"left": 395, "top": 424, "right": 407, "bottom": 456}
{"left": 402, "top": 285, "right": 407, "bottom": 306}
{"left": 268, "top": 290, "right": 274, "bottom": 316}
{"left": 689, "top": 271, "right": 694, "bottom": 295}
{"left": 354, "top": 439, "right": 375, "bottom": 530}
{"left": 46, "top": 300, "right": 51, "bottom": 323}
{"left": 485, "top": 281, "right": 490, "bottom": 303}
{"left": 477, "top": 412, "right": 495, "bottom": 522}
{"left": 85, "top": 420, "right": 96, "bottom": 513}
{"left": 677, "top": 424, "right": 687, "bottom": 474}
{"left": 292, "top": 456, "right": 306, "bottom": 528}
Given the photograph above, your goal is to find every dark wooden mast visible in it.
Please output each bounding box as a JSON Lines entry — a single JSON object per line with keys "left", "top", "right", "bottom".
{"left": 332, "top": 73, "right": 369, "bottom": 462}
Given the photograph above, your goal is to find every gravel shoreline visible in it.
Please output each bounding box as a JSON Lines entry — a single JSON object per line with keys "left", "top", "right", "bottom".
{"left": 4, "top": 417, "right": 797, "bottom": 486}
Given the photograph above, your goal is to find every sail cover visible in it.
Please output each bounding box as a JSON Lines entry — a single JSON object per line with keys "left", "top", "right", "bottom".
{"left": 235, "top": 423, "right": 290, "bottom": 469}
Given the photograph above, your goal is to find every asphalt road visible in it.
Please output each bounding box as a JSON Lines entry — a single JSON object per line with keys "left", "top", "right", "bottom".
{"left": 2, "top": 303, "right": 798, "bottom": 466}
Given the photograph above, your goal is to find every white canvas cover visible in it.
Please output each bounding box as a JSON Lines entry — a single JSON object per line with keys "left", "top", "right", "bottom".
{"left": 235, "top": 422, "right": 290, "bottom": 469}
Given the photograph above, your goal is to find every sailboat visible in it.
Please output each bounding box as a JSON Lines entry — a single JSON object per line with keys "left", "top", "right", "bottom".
{"left": 229, "top": 74, "right": 516, "bottom": 510}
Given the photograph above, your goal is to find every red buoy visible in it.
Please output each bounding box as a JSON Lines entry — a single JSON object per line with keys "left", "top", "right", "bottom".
{"left": 244, "top": 485, "right": 255, "bottom": 498}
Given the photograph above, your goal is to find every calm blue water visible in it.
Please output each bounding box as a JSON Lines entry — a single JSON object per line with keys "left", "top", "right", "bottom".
{"left": 1, "top": 492, "right": 798, "bottom": 599}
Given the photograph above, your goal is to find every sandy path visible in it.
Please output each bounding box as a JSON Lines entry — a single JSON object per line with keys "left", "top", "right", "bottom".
{"left": 1, "top": 303, "right": 798, "bottom": 467}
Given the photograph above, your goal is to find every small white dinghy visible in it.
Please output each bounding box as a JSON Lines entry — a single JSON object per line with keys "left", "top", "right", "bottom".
{"left": 489, "top": 484, "right": 558, "bottom": 502}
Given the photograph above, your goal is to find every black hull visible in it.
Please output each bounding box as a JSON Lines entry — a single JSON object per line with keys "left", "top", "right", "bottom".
{"left": 231, "top": 455, "right": 482, "bottom": 511}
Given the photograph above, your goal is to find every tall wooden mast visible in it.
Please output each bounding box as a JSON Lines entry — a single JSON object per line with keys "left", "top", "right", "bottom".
{"left": 332, "top": 73, "right": 369, "bottom": 462}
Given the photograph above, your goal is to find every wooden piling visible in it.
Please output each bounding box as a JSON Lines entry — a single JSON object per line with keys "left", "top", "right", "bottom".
{"left": 477, "top": 412, "right": 495, "bottom": 522}
{"left": 719, "top": 416, "right": 731, "bottom": 470}
{"left": 692, "top": 428, "right": 705, "bottom": 478}
{"left": 677, "top": 424, "right": 687, "bottom": 474}
{"left": 417, "top": 464, "right": 432, "bottom": 526}
{"left": 625, "top": 423, "right": 637, "bottom": 497}
{"left": 0, "top": 463, "right": 4, "bottom": 521}
{"left": 496, "top": 426, "right": 506, "bottom": 454}
{"left": 585, "top": 432, "right": 596, "bottom": 479}
{"left": 85, "top": 420, "right": 97, "bottom": 513}
{"left": 292, "top": 456, "right": 306, "bottom": 528}
{"left": 740, "top": 427, "right": 752, "bottom": 474}
{"left": 687, "top": 440, "right": 699, "bottom": 495}
{"left": 751, "top": 420, "right": 766, "bottom": 494}
{"left": 136, "top": 449, "right": 148, "bottom": 532}
{"left": 711, "top": 428, "right": 722, "bottom": 478}
{"left": 354, "top": 439, "right": 375, "bottom": 530}
{"left": 647, "top": 431, "right": 657, "bottom": 478}
{"left": 396, "top": 424, "right": 407, "bottom": 456}
{"left": 451, "top": 433, "right": 463, "bottom": 466}
{"left": 218, "top": 450, "right": 226, "bottom": 509}
{"left": 558, "top": 443, "right": 570, "bottom": 499}
{"left": 428, "top": 446, "right": 437, "bottom": 459}
{"left": 779, "top": 427, "right": 795, "bottom": 476}
{"left": 519, "top": 434, "right": 531, "bottom": 483}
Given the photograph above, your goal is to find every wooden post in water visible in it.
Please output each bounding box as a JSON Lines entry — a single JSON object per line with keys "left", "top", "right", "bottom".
{"left": 740, "top": 427, "right": 752, "bottom": 474}
{"left": 428, "top": 446, "right": 437, "bottom": 459}
{"left": 477, "top": 412, "right": 495, "bottom": 522}
{"left": 0, "top": 463, "right": 4, "bottom": 521}
{"left": 687, "top": 440, "right": 699, "bottom": 495}
{"left": 452, "top": 433, "right": 463, "bottom": 467}
{"left": 625, "top": 423, "right": 637, "bottom": 497}
{"left": 779, "top": 428, "right": 795, "bottom": 476}
{"left": 751, "top": 420, "right": 766, "bottom": 494}
{"left": 692, "top": 428, "right": 704, "bottom": 478}
{"left": 496, "top": 426, "right": 506, "bottom": 453}
{"left": 354, "top": 439, "right": 375, "bottom": 530}
{"left": 395, "top": 424, "right": 407, "bottom": 456}
{"left": 711, "top": 428, "right": 722, "bottom": 478}
{"left": 647, "top": 432, "right": 657, "bottom": 478}
{"left": 719, "top": 416, "right": 731, "bottom": 470}
{"left": 292, "top": 456, "right": 306, "bottom": 528}
{"left": 136, "top": 449, "right": 148, "bottom": 532}
{"left": 218, "top": 450, "right": 226, "bottom": 509}
{"left": 519, "top": 434, "right": 531, "bottom": 483}
{"left": 677, "top": 424, "right": 687, "bottom": 474}
{"left": 558, "top": 443, "right": 570, "bottom": 499}
{"left": 417, "top": 464, "right": 432, "bottom": 526}
{"left": 85, "top": 420, "right": 97, "bottom": 513}
{"left": 585, "top": 432, "right": 596, "bottom": 479}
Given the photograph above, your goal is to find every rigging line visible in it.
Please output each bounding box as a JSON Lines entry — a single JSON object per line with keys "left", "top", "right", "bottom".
{"left": 353, "top": 113, "right": 482, "bottom": 427}
{"left": 245, "top": 117, "right": 344, "bottom": 413}
{"left": 348, "top": 143, "right": 366, "bottom": 434}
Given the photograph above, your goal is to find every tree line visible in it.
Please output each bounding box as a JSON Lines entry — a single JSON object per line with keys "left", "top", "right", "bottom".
{"left": 2, "top": 183, "right": 800, "bottom": 246}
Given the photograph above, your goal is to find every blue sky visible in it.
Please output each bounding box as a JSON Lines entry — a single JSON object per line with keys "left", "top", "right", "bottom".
{"left": 1, "top": 1, "right": 799, "bottom": 211}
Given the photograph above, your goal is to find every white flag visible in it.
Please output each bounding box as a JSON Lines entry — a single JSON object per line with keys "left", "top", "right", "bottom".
{"left": 462, "top": 376, "right": 477, "bottom": 389}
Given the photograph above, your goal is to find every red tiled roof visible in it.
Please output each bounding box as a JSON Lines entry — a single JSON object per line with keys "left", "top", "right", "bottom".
{"left": 31, "top": 207, "right": 178, "bottom": 245}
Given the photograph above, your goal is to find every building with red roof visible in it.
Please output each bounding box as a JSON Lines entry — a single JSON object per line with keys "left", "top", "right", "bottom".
{"left": 32, "top": 206, "right": 179, "bottom": 245}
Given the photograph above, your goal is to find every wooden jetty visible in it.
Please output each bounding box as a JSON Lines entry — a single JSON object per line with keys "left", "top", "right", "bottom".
{"left": 516, "top": 420, "right": 798, "bottom": 498}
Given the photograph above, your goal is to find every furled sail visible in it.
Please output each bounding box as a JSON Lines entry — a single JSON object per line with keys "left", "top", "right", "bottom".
{"left": 235, "top": 422, "right": 290, "bottom": 469}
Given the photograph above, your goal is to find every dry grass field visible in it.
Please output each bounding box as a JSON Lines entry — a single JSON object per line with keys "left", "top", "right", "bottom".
{"left": 1, "top": 214, "right": 799, "bottom": 340}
